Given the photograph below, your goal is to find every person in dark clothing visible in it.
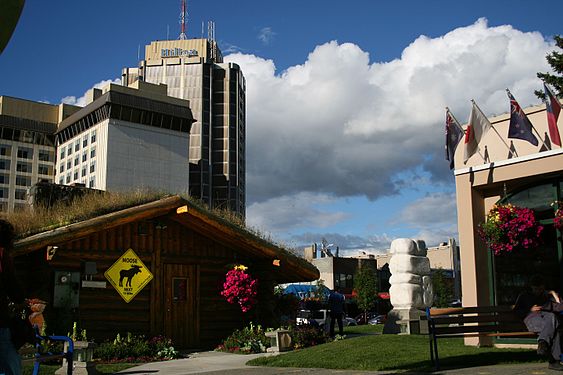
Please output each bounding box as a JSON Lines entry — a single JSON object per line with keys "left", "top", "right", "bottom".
{"left": 0, "top": 219, "right": 25, "bottom": 375}
{"left": 513, "top": 275, "right": 563, "bottom": 371}
{"left": 328, "top": 287, "right": 345, "bottom": 337}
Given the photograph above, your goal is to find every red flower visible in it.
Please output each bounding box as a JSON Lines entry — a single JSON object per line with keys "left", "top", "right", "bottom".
{"left": 478, "top": 204, "right": 543, "bottom": 255}
{"left": 554, "top": 206, "right": 563, "bottom": 231}
{"left": 220, "top": 266, "right": 258, "bottom": 313}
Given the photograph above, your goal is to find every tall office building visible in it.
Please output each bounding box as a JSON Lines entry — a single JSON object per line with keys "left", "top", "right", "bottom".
{"left": 55, "top": 81, "right": 194, "bottom": 193}
{"left": 122, "top": 34, "right": 246, "bottom": 217}
{"left": 0, "top": 97, "right": 78, "bottom": 212}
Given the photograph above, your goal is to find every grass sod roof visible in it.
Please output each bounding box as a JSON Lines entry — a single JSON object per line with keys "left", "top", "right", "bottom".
{"left": 10, "top": 194, "right": 319, "bottom": 283}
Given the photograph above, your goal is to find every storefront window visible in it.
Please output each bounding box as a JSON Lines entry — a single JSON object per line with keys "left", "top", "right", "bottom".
{"left": 492, "top": 181, "right": 561, "bottom": 307}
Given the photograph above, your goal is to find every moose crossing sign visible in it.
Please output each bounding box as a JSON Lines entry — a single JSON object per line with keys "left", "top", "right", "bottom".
{"left": 105, "top": 248, "right": 153, "bottom": 303}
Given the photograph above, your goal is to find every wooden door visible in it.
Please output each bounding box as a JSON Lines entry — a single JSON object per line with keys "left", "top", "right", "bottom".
{"left": 163, "top": 264, "right": 199, "bottom": 348}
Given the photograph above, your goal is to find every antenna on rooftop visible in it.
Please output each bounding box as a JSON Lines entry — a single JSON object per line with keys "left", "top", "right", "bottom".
{"left": 207, "top": 20, "right": 215, "bottom": 43}
{"left": 179, "top": 0, "right": 188, "bottom": 40}
{"left": 207, "top": 20, "right": 216, "bottom": 61}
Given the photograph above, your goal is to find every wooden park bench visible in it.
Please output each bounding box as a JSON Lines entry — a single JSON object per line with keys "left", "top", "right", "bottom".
{"left": 426, "top": 306, "right": 536, "bottom": 370}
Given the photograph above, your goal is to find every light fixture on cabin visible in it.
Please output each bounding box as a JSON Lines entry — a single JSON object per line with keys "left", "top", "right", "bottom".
{"left": 46, "top": 246, "right": 58, "bottom": 261}
{"left": 83, "top": 261, "right": 97, "bottom": 281}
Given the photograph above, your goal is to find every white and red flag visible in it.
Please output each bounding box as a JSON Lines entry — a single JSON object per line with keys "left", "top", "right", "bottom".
{"left": 544, "top": 83, "right": 562, "bottom": 147}
{"left": 463, "top": 101, "right": 492, "bottom": 164}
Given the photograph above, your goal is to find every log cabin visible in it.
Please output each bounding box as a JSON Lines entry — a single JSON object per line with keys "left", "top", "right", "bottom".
{"left": 11, "top": 195, "right": 319, "bottom": 349}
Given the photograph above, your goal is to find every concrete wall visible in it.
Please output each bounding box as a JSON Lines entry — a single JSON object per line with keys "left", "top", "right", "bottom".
{"left": 106, "top": 119, "right": 189, "bottom": 193}
{"left": 376, "top": 243, "right": 457, "bottom": 270}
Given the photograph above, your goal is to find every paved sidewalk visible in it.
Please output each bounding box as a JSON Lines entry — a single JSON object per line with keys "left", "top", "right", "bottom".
{"left": 118, "top": 351, "right": 555, "bottom": 375}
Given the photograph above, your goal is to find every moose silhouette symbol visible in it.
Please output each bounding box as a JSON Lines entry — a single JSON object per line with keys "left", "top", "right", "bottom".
{"left": 119, "top": 265, "right": 142, "bottom": 287}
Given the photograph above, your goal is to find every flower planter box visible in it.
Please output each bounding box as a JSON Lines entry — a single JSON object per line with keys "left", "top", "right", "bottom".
{"left": 265, "top": 329, "right": 292, "bottom": 352}
{"left": 56, "top": 341, "right": 98, "bottom": 375}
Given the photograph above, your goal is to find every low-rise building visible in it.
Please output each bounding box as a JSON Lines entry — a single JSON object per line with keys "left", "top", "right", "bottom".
{"left": 453, "top": 100, "right": 563, "bottom": 346}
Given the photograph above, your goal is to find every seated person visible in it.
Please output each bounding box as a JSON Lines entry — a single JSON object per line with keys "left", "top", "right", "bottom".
{"left": 514, "top": 275, "right": 563, "bottom": 371}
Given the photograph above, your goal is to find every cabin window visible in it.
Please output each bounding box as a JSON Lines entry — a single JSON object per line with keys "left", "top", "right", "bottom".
{"left": 173, "top": 278, "right": 188, "bottom": 302}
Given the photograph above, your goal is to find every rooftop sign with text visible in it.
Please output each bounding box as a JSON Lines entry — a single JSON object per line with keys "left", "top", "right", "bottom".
{"left": 161, "top": 48, "right": 198, "bottom": 58}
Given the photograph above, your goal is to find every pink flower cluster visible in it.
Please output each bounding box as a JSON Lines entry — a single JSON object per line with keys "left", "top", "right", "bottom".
{"left": 478, "top": 204, "right": 543, "bottom": 255}
{"left": 221, "top": 267, "right": 258, "bottom": 313}
{"left": 554, "top": 207, "right": 563, "bottom": 231}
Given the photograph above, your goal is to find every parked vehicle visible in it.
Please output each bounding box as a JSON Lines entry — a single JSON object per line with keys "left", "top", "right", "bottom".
{"left": 296, "top": 309, "right": 326, "bottom": 327}
{"left": 368, "top": 314, "right": 387, "bottom": 325}
{"left": 343, "top": 316, "right": 357, "bottom": 326}
{"left": 354, "top": 312, "right": 378, "bottom": 325}
{"left": 297, "top": 309, "right": 357, "bottom": 329}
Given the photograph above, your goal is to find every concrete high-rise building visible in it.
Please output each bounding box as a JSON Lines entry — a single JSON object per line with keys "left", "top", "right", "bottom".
{"left": 122, "top": 36, "right": 246, "bottom": 216}
{"left": 55, "top": 81, "right": 194, "bottom": 193}
{"left": 0, "top": 97, "right": 79, "bottom": 212}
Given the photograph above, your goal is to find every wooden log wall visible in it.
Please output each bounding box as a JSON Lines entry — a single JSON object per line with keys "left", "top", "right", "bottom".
{"left": 17, "top": 214, "right": 277, "bottom": 349}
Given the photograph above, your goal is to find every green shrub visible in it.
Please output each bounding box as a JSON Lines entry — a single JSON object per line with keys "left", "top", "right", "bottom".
{"left": 94, "top": 333, "right": 179, "bottom": 362}
{"left": 216, "top": 322, "right": 269, "bottom": 354}
{"left": 289, "top": 324, "right": 329, "bottom": 349}
{"left": 273, "top": 290, "right": 300, "bottom": 327}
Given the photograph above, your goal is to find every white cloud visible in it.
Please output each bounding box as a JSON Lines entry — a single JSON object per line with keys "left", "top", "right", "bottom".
{"left": 257, "top": 27, "right": 276, "bottom": 45}
{"left": 225, "top": 19, "right": 553, "bottom": 206}
{"left": 393, "top": 192, "right": 459, "bottom": 246}
{"left": 393, "top": 192, "right": 458, "bottom": 227}
{"left": 61, "top": 78, "right": 120, "bottom": 107}
{"left": 246, "top": 192, "right": 349, "bottom": 234}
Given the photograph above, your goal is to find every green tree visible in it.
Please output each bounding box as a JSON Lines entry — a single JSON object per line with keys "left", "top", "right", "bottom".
{"left": 536, "top": 35, "right": 563, "bottom": 99}
{"left": 431, "top": 269, "right": 454, "bottom": 308}
{"left": 312, "top": 279, "right": 327, "bottom": 301}
{"left": 353, "top": 266, "right": 378, "bottom": 321}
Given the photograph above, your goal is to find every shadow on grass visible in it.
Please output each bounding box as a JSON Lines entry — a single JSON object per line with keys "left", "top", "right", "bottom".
{"left": 392, "top": 350, "right": 542, "bottom": 373}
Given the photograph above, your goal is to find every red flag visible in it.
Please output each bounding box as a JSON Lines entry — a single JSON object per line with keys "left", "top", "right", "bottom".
{"left": 544, "top": 83, "right": 561, "bottom": 146}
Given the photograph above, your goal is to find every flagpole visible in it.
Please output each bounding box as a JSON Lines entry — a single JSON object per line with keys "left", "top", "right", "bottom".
{"left": 447, "top": 106, "right": 487, "bottom": 163}
{"left": 446, "top": 107, "right": 466, "bottom": 134}
{"left": 506, "top": 89, "right": 548, "bottom": 150}
{"left": 472, "top": 99, "right": 518, "bottom": 158}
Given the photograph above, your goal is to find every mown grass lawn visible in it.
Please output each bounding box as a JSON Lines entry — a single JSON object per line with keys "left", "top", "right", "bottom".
{"left": 344, "top": 324, "right": 383, "bottom": 335}
{"left": 248, "top": 330, "right": 541, "bottom": 372}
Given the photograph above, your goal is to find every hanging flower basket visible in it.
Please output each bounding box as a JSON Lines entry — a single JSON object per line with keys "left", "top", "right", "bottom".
{"left": 221, "top": 265, "right": 258, "bottom": 313}
{"left": 554, "top": 203, "right": 563, "bottom": 231}
{"left": 478, "top": 203, "right": 543, "bottom": 255}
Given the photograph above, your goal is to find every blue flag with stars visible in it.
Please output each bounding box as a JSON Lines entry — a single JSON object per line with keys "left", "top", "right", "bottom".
{"left": 507, "top": 90, "right": 538, "bottom": 146}
{"left": 445, "top": 109, "right": 463, "bottom": 170}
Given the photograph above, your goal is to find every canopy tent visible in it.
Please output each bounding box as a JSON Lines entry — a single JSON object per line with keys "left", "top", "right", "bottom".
{"left": 283, "top": 284, "right": 331, "bottom": 300}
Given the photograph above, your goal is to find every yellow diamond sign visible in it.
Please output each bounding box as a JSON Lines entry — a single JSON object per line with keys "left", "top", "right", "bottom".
{"left": 105, "top": 248, "right": 153, "bottom": 303}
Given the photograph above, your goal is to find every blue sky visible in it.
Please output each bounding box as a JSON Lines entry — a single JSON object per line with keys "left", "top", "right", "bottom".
{"left": 1, "top": 0, "right": 561, "bottom": 255}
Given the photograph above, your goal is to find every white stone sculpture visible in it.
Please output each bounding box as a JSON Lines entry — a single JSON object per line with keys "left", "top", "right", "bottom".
{"left": 383, "top": 238, "right": 434, "bottom": 334}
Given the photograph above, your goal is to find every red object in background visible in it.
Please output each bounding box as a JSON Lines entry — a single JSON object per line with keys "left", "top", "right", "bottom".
{"left": 378, "top": 292, "right": 390, "bottom": 299}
